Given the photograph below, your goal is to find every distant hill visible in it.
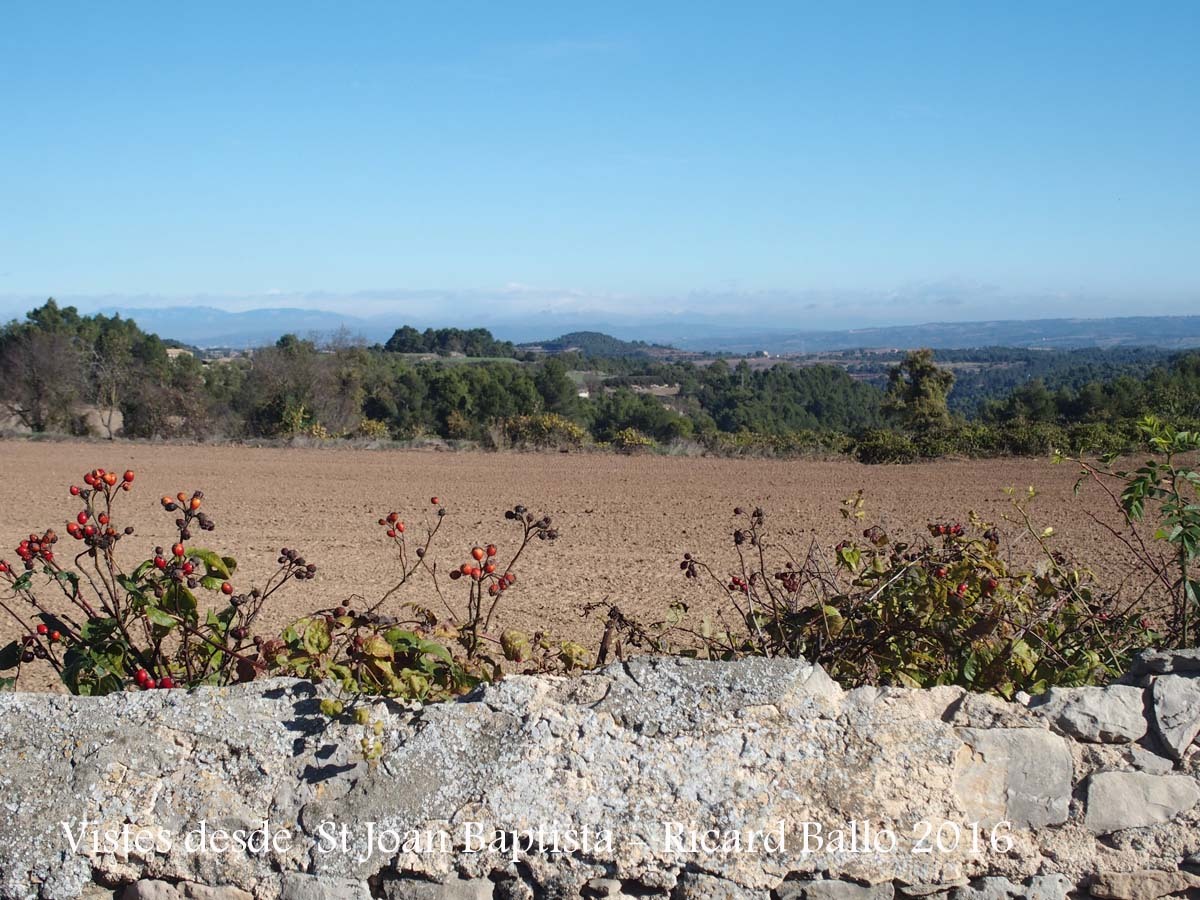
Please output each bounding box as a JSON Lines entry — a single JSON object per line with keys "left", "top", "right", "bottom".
{"left": 678, "top": 316, "right": 1200, "bottom": 354}
{"left": 521, "top": 331, "right": 668, "bottom": 357}
{"left": 66, "top": 305, "right": 1200, "bottom": 355}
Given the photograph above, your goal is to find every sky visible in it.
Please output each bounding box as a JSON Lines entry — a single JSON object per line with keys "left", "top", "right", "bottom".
{"left": 1, "top": 1, "right": 1197, "bottom": 331}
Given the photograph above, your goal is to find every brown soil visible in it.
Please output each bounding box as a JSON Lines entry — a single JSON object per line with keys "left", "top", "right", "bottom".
{"left": 0, "top": 439, "right": 1155, "bottom": 692}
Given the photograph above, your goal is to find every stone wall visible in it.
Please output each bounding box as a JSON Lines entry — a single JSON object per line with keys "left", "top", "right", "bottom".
{"left": 1, "top": 653, "right": 1198, "bottom": 900}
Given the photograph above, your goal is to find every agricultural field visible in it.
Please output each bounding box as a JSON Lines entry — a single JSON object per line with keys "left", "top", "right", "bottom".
{"left": 0, "top": 439, "right": 1152, "bottom": 692}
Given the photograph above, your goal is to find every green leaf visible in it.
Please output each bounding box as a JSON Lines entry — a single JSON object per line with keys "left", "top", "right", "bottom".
{"left": 162, "top": 584, "right": 198, "bottom": 617}
{"left": 303, "top": 619, "right": 331, "bottom": 655}
{"left": 190, "top": 549, "right": 233, "bottom": 579}
{"left": 362, "top": 634, "right": 394, "bottom": 660}
{"left": 145, "top": 607, "right": 177, "bottom": 628}
{"left": 0, "top": 676, "right": 16, "bottom": 692}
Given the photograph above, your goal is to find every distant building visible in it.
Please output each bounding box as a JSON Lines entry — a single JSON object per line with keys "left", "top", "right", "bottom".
{"left": 166, "top": 347, "right": 194, "bottom": 360}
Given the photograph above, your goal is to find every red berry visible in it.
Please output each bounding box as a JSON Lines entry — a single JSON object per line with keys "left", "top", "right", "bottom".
{"left": 386, "top": 529, "right": 396, "bottom": 538}
{"left": 956, "top": 583, "right": 968, "bottom": 596}
{"left": 77, "top": 511, "right": 89, "bottom": 525}
{"left": 486, "top": 544, "right": 497, "bottom": 557}
{"left": 172, "top": 543, "right": 184, "bottom": 558}
{"left": 123, "top": 470, "right": 135, "bottom": 482}
{"left": 221, "top": 581, "right": 234, "bottom": 595}
{"left": 50, "top": 630, "right": 61, "bottom": 642}
{"left": 386, "top": 512, "right": 399, "bottom": 524}
{"left": 69, "top": 485, "right": 81, "bottom": 496}
{"left": 484, "top": 563, "right": 496, "bottom": 574}
{"left": 430, "top": 497, "right": 439, "bottom": 505}
{"left": 158, "top": 676, "right": 174, "bottom": 689}
{"left": 36, "top": 623, "right": 48, "bottom": 635}
{"left": 934, "top": 567, "right": 948, "bottom": 579}
{"left": 98, "top": 514, "right": 109, "bottom": 525}
{"left": 154, "top": 556, "right": 166, "bottom": 569}
{"left": 396, "top": 523, "right": 404, "bottom": 533}
{"left": 104, "top": 473, "right": 118, "bottom": 486}
{"left": 83, "top": 525, "right": 96, "bottom": 537}
{"left": 182, "top": 562, "right": 194, "bottom": 575}
{"left": 471, "top": 547, "right": 485, "bottom": 561}
{"left": 0, "top": 562, "right": 8, "bottom": 573}
{"left": 459, "top": 563, "right": 472, "bottom": 576}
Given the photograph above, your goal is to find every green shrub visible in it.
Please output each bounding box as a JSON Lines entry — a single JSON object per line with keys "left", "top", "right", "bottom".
{"left": 611, "top": 427, "right": 654, "bottom": 451}
{"left": 631, "top": 494, "right": 1159, "bottom": 698}
{"left": 501, "top": 413, "right": 588, "bottom": 448}
{"left": 852, "top": 429, "right": 918, "bottom": 464}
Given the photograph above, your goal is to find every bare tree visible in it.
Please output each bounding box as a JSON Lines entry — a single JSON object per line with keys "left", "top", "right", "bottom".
{"left": 0, "top": 329, "right": 85, "bottom": 432}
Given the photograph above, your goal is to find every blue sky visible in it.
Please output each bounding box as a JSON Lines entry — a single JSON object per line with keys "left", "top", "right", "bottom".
{"left": 1, "top": 1, "right": 1197, "bottom": 329}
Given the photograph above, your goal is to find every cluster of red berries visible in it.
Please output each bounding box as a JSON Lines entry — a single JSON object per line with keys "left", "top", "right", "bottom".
{"left": 728, "top": 574, "right": 752, "bottom": 595}
{"left": 929, "top": 522, "right": 965, "bottom": 538}
{"left": 377, "top": 512, "right": 406, "bottom": 538}
{"left": 133, "top": 668, "right": 174, "bottom": 690}
{"left": 12, "top": 529, "right": 58, "bottom": 570}
{"left": 16, "top": 623, "right": 64, "bottom": 662}
{"left": 75, "top": 468, "right": 134, "bottom": 493}
{"left": 449, "top": 544, "right": 517, "bottom": 595}
{"left": 63, "top": 469, "right": 139, "bottom": 550}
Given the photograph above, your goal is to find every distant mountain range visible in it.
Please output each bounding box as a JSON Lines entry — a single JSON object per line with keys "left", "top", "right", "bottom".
{"left": 680, "top": 316, "right": 1200, "bottom": 354}
{"left": 15, "top": 304, "right": 1200, "bottom": 354}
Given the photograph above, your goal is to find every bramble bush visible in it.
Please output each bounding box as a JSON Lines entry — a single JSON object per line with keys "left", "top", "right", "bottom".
{"left": 1068, "top": 416, "right": 1200, "bottom": 647}
{"left": 264, "top": 496, "right": 576, "bottom": 710}
{"left": 0, "top": 472, "right": 575, "bottom": 703}
{"left": 0, "top": 467, "right": 315, "bottom": 694}
{"left": 589, "top": 491, "right": 1157, "bottom": 698}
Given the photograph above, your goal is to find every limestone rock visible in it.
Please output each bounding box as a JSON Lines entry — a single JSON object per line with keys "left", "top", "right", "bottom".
{"left": 953, "top": 729, "right": 1073, "bottom": 827}
{"left": 1029, "top": 686, "right": 1147, "bottom": 743}
{"left": 121, "top": 883, "right": 181, "bottom": 900}
{"left": 1088, "top": 869, "right": 1200, "bottom": 899}
{"left": 280, "top": 873, "right": 371, "bottom": 899}
{"left": 1022, "top": 875, "right": 1075, "bottom": 900}
{"left": 955, "top": 877, "right": 1026, "bottom": 900}
{"left": 1149, "top": 675, "right": 1200, "bottom": 761}
{"left": 122, "top": 884, "right": 253, "bottom": 900}
{"left": 777, "top": 881, "right": 895, "bottom": 899}
{"left": 379, "top": 877, "right": 495, "bottom": 899}
{"left": 1130, "top": 649, "right": 1200, "bottom": 675}
{"left": 671, "top": 872, "right": 766, "bottom": 899}
{"left": 1119, "top": 745, "right": 1175, "bottom": 774}
{"left": 1083, "top": 771, "right": 1200, "bottom": 834}
{"left": 898, "top": 883, "right": 967, "bottom": 897}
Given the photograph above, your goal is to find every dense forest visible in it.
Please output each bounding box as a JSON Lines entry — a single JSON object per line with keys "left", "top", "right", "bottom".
{"left": 2, "top": 300, "right": 1198, "bottom": 460}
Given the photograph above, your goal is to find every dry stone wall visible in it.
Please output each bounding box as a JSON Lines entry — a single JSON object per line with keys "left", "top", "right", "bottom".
{"left": 1, "top": 653, "right": 1199, "bottom": 900}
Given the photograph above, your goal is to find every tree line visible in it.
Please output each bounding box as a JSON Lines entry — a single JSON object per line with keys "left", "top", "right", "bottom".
{"left": 2, "top": 300, "right": 1198, "bottom": 456}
